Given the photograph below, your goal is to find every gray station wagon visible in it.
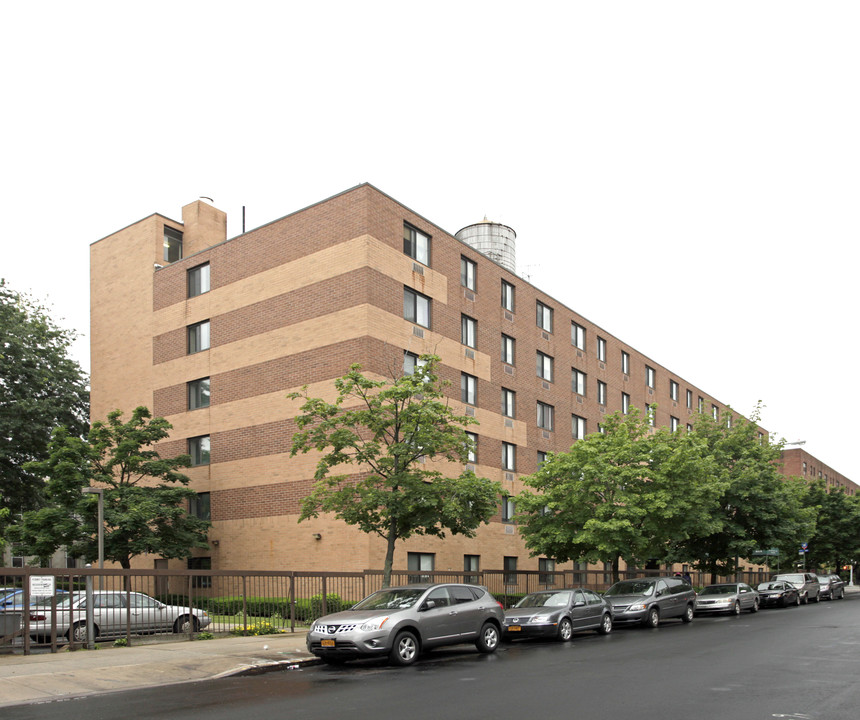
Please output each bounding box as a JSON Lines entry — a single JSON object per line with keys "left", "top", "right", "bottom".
{"left": 306, "top": 583, "right": 505, "bottom": 666}
{"left": 605, "top": 577, "right": 696, "bottom": 627}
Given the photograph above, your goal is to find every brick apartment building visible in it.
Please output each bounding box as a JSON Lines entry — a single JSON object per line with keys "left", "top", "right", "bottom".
{"left": 780, "top": 448, "right": 855, "bottom": 495}
{"left": 88, "top": 183, "right": 837, "bottom": 575}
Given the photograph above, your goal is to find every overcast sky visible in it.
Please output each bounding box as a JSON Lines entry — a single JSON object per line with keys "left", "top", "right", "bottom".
{"left": 2, "top": 2, "right": 857, "bottom": 481}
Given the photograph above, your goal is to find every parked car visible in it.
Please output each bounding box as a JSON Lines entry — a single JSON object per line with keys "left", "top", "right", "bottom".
{"left": 27, "top": 591, "right": 210, "bottom": 643}
{"left": 771, "top": 573, "right": 821, "bottom": 604}
{"left": 502, "top": 588, "right": 613, "bottom": 642}
{"left": 756, "top": 581, "right": 800, "bottom": 608}
{"left": 816, "top": 574, "right": 845, "bottom": 600}
{"left": 0, "top": 589, "right": 68, "bottom": 612}
{"left": 604, "top": 577, "right": 696, "bottom": 627}
{"left": 694, "top": 583, "right": 759, "bottom": 615}
{"left": 306, "top": 583, "right": 504, "bottom": 666}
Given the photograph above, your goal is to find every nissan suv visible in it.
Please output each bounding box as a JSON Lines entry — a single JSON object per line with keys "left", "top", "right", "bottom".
{"left": 306, "top": 583, "right": 505, "bottom": 666}
{"left": 604, "top": 576, "right": 696, "bottom": 627}
{"left": 771, "top": 573, "right": 820, "bottom": 604}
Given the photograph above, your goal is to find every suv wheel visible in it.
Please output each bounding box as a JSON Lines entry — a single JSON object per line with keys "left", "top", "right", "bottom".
{"left": 476, "top": 622, "right": 500, "bottom": 653}
{"left": 794, "top": 593, "right": 801, "bottom": 606}
{"left": 389, "top": 630, "right": 419, "bottom": 666}
{"left": 682, "top": 604, "right": 694, "bottom": 623}
{"left": 643, "top": 607, "right": 659, "bottom": 628}
{"left": 801, "top": 592, "right": 808, "bottom": 605}
{"left": 732, "top": 601, "right": 741, "bottom": 616}
{"left": 750, "top": 599, "right": 759, "bottom": 613}
{"left": 812, "top": 591, "right": 821, "bottom": 603}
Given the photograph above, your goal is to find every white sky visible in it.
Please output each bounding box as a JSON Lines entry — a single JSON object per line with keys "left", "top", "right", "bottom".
{"left": 2, "top": 2, "right": 857, "bottom": 480}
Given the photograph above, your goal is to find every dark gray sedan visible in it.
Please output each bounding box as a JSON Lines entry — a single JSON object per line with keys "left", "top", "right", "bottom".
{"left": 503, "top": 588, "right": 613, "bottom": 642}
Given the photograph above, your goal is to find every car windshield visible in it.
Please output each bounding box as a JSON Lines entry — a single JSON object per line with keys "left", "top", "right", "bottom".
{"left": 514, "top": 591, "right": 572, "bottom": 608}
{"left": 700, "top": 585, "right": 737, "bottom": 596}
{"left": 757, "top": 583, "right": 783, "bottom": 591}
{"left": 34, "top": 595, "right": 75, "bottom": 609}
{"left": 775, "top": 575, "right": 805, "bottom": 584}
{"left": 352, "top": 588, "right": 426, "bottom": 611}
{"left": 605, "top": 581, "right": 654, "bottom": 597}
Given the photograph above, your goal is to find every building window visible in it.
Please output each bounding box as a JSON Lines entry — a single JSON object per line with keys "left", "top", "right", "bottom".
{"left": 461, "top": 315, "right": 477, "bottom": 348}
{"left": 407, "top": 552, "right": 435, "bottom": 583}
{"left": 164, "top": 226, "right": 183, "bottom": 263}
{"left": 712, "top": 404, "right": 719, "bottom": 420}
{"left": 188, "top": 378, "right": 210, "bottom": 410}
{"left": 573, "top": 561, "right": 587, "bottom": 585}
{"left": 622, "top": 393, "right": 630, "bottom": 415}
{"left": 670, "top": 380, "right": 679, "bottom": 401}
{"left": 572, "top": 414, "right": 586, "bottom": 440}
{"left": 537, "top": 450, "right": 547, "bottom": 468}
{"left": 502, "top": 388, "right": 516, "bottom": 418}
{"left": 536, "top": 351, "right": 554, "bottom": 382}
{"left": 571, "top": 322, "right": 586, "bottom": 350}
{"left": 504, "top": 556, "right": 518, "bottom": 585}
{"left": 687, "top": 423, "right": 693, "bottom": 432}
{"left": 537, "top": 402, "right": 554, "bottom": 431}
{"left": 646, "top": 366, "right": 655, "bottom": 389}
{"left": 464, "top": 555, "right": 480, "bottom": 584}
{"left": 597, "top": 380, "right": 607, "bottom": 406}
{"left": 671, "top": 416, "right": 680, "bottom": 432}
{"left": 502, "top": 442, "right": 516, "bottom": 471}
{"left": 539, "top": 558, "right": 556, "bottom": 585}
{"left": 597, "top": 337, "right": 606, "bottom": 362}
{"left": 686, "top": 389, "right": 693, "bottom": 409}
{"left": 461, "top": 256, "right": 476, "bottom": 291}
{"left": 646, "top": 405, "right": 656, "bottom": 426}
{"left": 501, "top": 334, "right": 515, "bottom": 365}
{"left": 461, "top": 373, "right": 477, "bottom": 405}
{"left": 188, "top": 436, "right": 210, "bottom": 466}
{"left": 403, "top": 224, "right": 430, "bottom": 265}
{"left": 403, "top": 351, "right": 427, "bottom": 375}
{"left": 621, "top": 350, "right": 630, "bottom": 375}
{"left": 698, "top": 396, "right": 704, "bottom": 413}
{"left": 572, "top": 368, "right": 586, "bottom": 396}
{"left": 189, "top": 492, "right": 211, "bottom": 521}
{"left": 536, "top": 301, "right": 553, "bottom": 333}
{"left": 404, "top": 287, "right": 431, "bottom": 328}
{"left": 501, "top": 495, "right": 516, "bottom": 523}
{"left": 187, "top": 321, "right": 210, "bottom": 354}
{"left": 187, "top": 263, "right": 210, "bottom": 298}
{"left": 188, "top": 557, "right": 212, "bottom": 588}
{"left": 501, "top": 280, "right": 515, "bottom": 312}
{"left": 465, "top": 432, "right": 478, "bottom": 463}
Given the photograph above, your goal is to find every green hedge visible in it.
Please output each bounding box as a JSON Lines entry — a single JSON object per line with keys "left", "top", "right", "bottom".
{"left": 153, "top": 592, "right": 350, "bottom": 622}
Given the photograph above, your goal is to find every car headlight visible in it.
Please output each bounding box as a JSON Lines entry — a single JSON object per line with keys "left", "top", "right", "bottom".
{"left": 359, "top": 616, "right": 389, "bottom": 631}
{"left": 531, "top": 614, "right": 553, "bottom": 624}
{"left": 627, "top": 603, "right": 647, "bottom": 612}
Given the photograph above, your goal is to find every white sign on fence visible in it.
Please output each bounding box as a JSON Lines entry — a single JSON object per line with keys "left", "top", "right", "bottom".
{"left": 29, "top": 575, "right": 55, "bottom": 596}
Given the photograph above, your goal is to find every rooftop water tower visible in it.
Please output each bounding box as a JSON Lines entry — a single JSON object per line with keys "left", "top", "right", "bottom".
{"left": 455, "top": 218, "right": 516, "bottom": 274}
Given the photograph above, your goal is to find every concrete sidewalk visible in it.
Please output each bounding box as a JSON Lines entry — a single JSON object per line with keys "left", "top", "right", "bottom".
{"left": 0, "top": 629, "right": 316, "bottom": 708}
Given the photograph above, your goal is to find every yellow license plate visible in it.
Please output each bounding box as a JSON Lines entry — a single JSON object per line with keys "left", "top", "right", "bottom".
{"left": 321, "top": 639, "right": 335, "bottom": 647}
{"left": 508, "top": 626, "right": 521, "bottom": 632}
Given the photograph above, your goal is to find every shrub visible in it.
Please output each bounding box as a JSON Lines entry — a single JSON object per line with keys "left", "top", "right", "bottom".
{"left": 229, "top": 622, "right": 283, "bottom": 637}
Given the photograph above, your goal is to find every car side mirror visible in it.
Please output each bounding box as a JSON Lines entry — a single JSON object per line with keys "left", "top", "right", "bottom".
{"left": 574, "top": 601, "right": 585, "bottom": 607}
{"left": 421, "top": 600, "right": 437, "bottom": 611}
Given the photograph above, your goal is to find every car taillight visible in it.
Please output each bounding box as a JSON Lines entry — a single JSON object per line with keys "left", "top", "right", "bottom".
{"left": 29, "top": 614, "right": 46, "bottom": 621}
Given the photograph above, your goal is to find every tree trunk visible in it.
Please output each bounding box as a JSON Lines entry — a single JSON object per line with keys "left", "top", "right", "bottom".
{"left": 382, "top": 521, "right": 397, "bottom": 588}
{"left": 612, "top": 556, "right": 620, "bottom": 584}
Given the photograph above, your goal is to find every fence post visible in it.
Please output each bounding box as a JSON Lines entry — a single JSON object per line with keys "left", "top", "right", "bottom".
{"left": 289, "top": 573, "right": 295, "bottom": 633}
{"left": 242, "top": 575, "right": 248, "bottom": 635}
{"left": 85, "top": 567, "right": 95, "bottom": 649}
{"left": 322, "top": 576, "right": 328, "bottom": 616}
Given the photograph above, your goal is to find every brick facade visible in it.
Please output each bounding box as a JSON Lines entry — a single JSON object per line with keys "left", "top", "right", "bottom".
{"left": 90, "top": 184, "right": 854, "bottom": 575}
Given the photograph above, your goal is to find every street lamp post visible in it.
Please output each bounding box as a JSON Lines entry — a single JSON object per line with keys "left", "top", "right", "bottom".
{"left": 82, "top": 487, "right": 104, "bottom": 579}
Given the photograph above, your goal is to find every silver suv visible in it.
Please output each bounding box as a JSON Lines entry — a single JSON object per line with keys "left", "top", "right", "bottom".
{"left": 771, "top": 573, "right": 821, "bottom": 604}
{"left": 605, "top": 577, "right": 696, "bottom": 627}
{"left": 306, "top": 583, "right": 505, "bottom": 666}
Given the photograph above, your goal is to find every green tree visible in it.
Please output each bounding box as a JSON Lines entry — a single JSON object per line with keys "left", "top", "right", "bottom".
{"left": 0, "top": 279, "right": 89, "bottom": 515}
{"left": 516, "top": 407, "right": 724, "bottom": 582}
{"left": 670, "top": 407, "right": 814, "bottom": 581}
{"left": 800, "top": 480, "right": 860, "bottom": 573}
{"left": 289, "top": 356, "right": 501, "bottom": 587}
{"left": 10, "top": 407, "right": 210, "bottom": 568}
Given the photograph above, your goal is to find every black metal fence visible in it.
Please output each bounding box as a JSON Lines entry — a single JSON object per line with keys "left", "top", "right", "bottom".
{"left": 1, "top": 565, "right": 773, "bottom": 655}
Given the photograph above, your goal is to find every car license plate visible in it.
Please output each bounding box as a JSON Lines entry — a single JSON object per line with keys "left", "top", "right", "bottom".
{"left": 508, "top": 626, "right": 521, "bottom": 632}
{"left": 321, "top": 639, "right": 335, "bottom": 647}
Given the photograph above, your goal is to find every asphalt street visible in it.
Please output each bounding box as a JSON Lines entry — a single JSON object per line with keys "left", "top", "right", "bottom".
{"left": 6, "top": 594, "right": 858, "bottom": 720}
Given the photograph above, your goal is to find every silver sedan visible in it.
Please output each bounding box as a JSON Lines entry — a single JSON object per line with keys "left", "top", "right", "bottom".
{"left": 694, "top": 583, "right": 759, "bottom": 615}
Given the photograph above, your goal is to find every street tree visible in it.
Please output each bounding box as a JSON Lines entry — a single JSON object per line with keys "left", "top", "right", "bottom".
{"left": 669, "top": 406, "right": 815, "bottom": 581}
{"left": 10, "top": 407, "right": 210, "bottom": 568}
{"left": 517, "top": 407, "right": 723, "bottom": 582}
{"left": 799, "top": 480, "right": 860, "bottom": 573}
{"left": 289, "top": 356, "right": 501, "bottom": 588}
{"left": 0, "top": 279, "right": 89, "bottom": 515}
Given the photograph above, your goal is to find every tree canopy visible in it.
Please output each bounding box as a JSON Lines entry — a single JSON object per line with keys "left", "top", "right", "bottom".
{"left": 10, "top": 407, "right": 210, "bottom": 568}
{"left": 289, "top": 356, "right": 502, "bottom": 587}
{"left": 0, "top": 279, "right": 89, "bottom": 515}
